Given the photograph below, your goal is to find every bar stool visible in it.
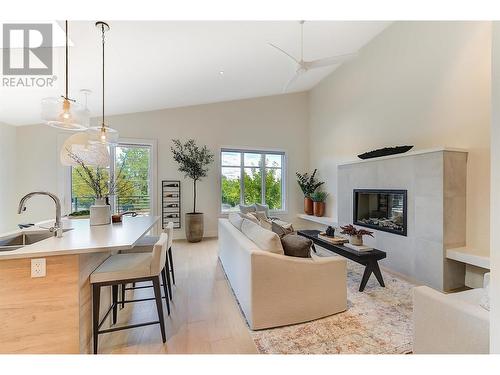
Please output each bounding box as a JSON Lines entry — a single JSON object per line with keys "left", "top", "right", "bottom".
{"left": 90, "top": 233, "right": 169, "bottom": 354}
{"left": 121, "top": 222, "right": 175, "bottom": 303}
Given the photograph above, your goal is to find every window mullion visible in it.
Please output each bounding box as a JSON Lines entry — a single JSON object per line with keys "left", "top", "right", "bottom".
{"left": 110, "top": 145, "right": 116, "bottom": 213}
{"left": 240, "top": 152, "right": 244, "bottom": 206}
{"left": 261, "top": 153, "right": 265, "bottom": 205}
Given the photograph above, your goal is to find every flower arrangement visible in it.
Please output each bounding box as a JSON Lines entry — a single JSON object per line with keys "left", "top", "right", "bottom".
{"left": 340, "top": 224, "right": 374, "bottom": 246}
{"left": 66, "top": 148, "right": 132, "bottom": 200}
{"left": 340, "top": 224, "right": 374, "bottom": 237}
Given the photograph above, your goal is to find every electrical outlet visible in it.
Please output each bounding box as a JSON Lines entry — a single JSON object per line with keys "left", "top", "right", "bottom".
{"left": 31, "top": 258, "right": 46, "bottom": 278}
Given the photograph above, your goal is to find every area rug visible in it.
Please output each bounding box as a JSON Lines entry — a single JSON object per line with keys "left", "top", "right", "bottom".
{"left": 250, "top": 259, "right": 414, "bottom": 354}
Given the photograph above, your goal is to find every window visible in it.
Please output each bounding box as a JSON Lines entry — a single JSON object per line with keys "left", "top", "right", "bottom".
{"left": 71, "top": 142, "right": 153, "bottom": 215}
{"left": 221, "top": 149, "right": 285, "bottom": 212}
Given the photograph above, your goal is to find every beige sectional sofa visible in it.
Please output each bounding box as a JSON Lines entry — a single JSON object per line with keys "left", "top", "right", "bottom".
{"left": 413, "top": 274, "right": 490, "bottom": 354}
{"left": 218, "top": 217, "right": 347, "bottom": 330}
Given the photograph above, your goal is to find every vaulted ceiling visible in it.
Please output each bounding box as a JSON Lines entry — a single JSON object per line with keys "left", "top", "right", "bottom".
{"left": 0, "top": 21, "right": 390, "bottom": 125}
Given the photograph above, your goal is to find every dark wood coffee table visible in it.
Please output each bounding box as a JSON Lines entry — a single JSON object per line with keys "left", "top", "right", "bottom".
{"left": 297, "top": 229, "right": 387, "bottom": 292}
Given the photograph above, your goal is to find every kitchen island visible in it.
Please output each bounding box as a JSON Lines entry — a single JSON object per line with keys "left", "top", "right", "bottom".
{"left": 0, "top": 215, "right": 159, "bottom": 354}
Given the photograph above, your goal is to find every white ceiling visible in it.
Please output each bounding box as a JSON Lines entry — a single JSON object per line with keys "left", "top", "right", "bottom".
{"left": 0, "top": 21, "right": 390, "bottom": 126}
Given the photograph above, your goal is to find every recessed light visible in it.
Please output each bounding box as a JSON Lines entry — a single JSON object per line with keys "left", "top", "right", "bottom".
{"left": 219, "top": 71, "right": 225, "bottom": 76}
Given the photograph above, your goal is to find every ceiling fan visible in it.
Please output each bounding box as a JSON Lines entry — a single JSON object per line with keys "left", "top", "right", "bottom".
{"left": 269, "top": 21, "right": 358, "bottom": 92}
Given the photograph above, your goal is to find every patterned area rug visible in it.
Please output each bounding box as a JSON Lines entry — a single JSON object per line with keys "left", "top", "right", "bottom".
{"left": 250, "top": 259, "right": 414, "bottom": 354}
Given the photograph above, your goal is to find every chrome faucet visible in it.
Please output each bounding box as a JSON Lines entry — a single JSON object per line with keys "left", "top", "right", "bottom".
{"left": 18, "top": 191, "right": 63, "bottom": 238}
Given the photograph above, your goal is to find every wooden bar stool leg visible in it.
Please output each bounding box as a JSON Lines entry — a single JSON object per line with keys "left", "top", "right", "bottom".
{"left": 92, "top": 284, "right": 101, "bottom": 354}
{"left": 121, "top": 284, "right": 126, "bottom": 309}
{"left": 161, "top": 268, "right": 171, "bottom": 315}
{"left": 152, "top": 276, "right": 166, "bottom": 343}
{"left": 112, "top": 284, "right": 118, "bottom": 324}
{"left": 168, "top": 247, "right": 175, "bottom": 285}
{"left": 165, "top": 257, "right": 173, "bottom": 301}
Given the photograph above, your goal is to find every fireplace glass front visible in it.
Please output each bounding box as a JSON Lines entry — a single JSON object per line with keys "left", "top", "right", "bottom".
{"left": 353, "top": 189, "right": 407, "bottom": 236}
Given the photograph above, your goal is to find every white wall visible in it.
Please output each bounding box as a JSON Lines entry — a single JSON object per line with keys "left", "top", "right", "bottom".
{"left": 309, "top": 21, "right": 491, "bottom": 257}
{"left": 490, "top": 21, "right": 500, "bottom": 354}
{"left": 13, "top": 92, "right": 310, "bottom": 238}
{"left": 0, "top": 122, "right": 17, "bottom": 233}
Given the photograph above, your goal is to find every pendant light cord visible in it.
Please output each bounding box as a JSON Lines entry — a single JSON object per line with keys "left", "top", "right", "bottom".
{"left": 65, "top": 20, "right": 69, "bottom": 99}
{"left": 101, "top": 23, "right": 106, "bottom": 128}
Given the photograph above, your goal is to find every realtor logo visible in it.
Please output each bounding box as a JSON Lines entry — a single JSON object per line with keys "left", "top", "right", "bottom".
{"left": 2, "top": 23, "right": 53, "bottom": 75}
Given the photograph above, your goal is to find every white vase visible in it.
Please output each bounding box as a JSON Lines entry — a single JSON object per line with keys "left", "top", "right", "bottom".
{"left": 90, "top": 198, "right": 111, "bottom": 226}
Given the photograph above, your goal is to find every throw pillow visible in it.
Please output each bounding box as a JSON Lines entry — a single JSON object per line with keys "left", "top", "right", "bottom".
{"left": 241, "top": 219, "right": 284, "bottom": 255}
{"left": 272, "top": 221, "right": 295, "bottom": 238}
{"left": 227, "top": 212, "right": 244, "bottom": 230}
{"left": 239, "top": 204, "right": 257, "bottom": 214}
{"left": 260, "top": 218, "right": 273, "bottom": 231}
{"left": 255, "top": 203, "right": 270, "bottom": 217}
{"left": 280, "top": 234, "right": 312, "bottom": 258}
{"left": 250, "top": 210, "right": 268, "bottom": 222}
{"left": 238, "top": 212, "right": 259, "bottom": 225}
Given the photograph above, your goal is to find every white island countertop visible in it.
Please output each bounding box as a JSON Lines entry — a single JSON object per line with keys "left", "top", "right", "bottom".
{"left": 0, "top": 215, "right": 160, "bottom": 260}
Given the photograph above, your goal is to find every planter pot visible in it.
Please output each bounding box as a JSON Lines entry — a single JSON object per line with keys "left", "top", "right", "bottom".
{"left": 304, "top": 197, "right": 314, "bottom": 215}
{"left": 313, "top": 201, "right": 325, "bottom": 217}
{"left": 349, "top": 235, "right": 364, "bottom": 246}
{"left": 185, "top": 212, "right": 204, "bottom": 243}
{"left": 90, "top": 198, "right": 111, "bottom": 226}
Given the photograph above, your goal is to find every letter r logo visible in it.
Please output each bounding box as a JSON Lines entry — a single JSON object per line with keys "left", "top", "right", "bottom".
{"left": 2, "top": 23, "right": 52, "bottom": 75}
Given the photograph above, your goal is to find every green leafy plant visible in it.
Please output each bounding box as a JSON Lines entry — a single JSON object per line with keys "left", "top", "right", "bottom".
{"left": 171, "top": 139, "right": 214, "bottom": 213}
{"left": 340, "top": 224, "right": 374, "bottom": 237}
{"left": 311, "top": 191, "right": 328, "bottom": 202}
{"left": 296, "top": 169, "right": 324, "bottom": 197}
{"left": 69, "top": 210, "right": 90, "bottom": 217}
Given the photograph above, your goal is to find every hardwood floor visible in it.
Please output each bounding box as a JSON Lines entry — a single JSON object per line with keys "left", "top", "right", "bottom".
{"left": 98, "top": 238, "right": 258, "bottom": 354}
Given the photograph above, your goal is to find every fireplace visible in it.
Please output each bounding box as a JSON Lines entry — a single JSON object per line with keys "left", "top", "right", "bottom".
{"left": 353, "top": 189, "right": 407, "bottom": 236}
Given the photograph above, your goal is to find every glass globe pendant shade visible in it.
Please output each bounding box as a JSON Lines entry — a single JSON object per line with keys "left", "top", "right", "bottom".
{"left": 87, "top": 124, "right": 119, "bottom": 145}
{"left": 60, "top": 132, "right": 110, "bottom": 167}
{"left": 41, "top": 97, "right": 90, "bottom": 131}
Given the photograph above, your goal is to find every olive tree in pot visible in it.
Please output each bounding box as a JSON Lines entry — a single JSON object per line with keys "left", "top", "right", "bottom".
{"left": 171, "top": 139, "right": 214, "bottom": 243}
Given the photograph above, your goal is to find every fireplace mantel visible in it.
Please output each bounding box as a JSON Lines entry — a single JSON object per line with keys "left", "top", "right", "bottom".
{"left": 337, "top": 147, "right": 468, "bottom": 167}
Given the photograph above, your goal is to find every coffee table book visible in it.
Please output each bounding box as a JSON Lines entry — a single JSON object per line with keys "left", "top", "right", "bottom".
{"left": 318, "top": 233, "right": 349, "bottom": 245}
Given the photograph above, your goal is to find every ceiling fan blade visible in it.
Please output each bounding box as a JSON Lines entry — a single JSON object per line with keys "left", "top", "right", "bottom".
{"left": 283, "top": 70, "right": 303, "bottom": 92}
{"left": 306, "top": 52, "right": 358, "bottom": 69}
{"left": 268, "top": 43, "right": 300, "bottom": 65}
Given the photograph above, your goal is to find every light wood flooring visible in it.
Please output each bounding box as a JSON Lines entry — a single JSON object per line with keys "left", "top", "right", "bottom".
{"left": 98, "top": 238, "right": 258, "bottom": 354}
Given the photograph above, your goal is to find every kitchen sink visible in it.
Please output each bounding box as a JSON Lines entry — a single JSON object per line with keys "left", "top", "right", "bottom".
{"left": 0, "top": 230, "right": 70, "bottom": 252}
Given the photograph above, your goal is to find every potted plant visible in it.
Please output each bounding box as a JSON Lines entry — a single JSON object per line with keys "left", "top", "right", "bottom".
{"left": 311, "top": 191, "right": 328, "bottom": 217}
{"left": 171, "top": 139, "right": 214, "bottom": 243}
{"left": 340, "top": 224, "right": 374, "bottom": 246}
{"left": 66, "top": 149, "right": 131, "bottom": 226}
{"left": 296, "top": 169, "right": 324, "bottom": 215}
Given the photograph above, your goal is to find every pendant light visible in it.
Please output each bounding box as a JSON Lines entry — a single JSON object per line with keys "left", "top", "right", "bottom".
{"left": 88, "top": 21, "right": 119, "bottom": 145}
{"left": 41, "top": 21, "right": 90, "bottom": 130}
{"left": 60, "top": 132, "right": 110, "bottom": 167}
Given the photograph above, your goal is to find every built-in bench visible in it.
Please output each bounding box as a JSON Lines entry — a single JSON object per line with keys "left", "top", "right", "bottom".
{"left": 446, "top": 247, "right": 490, "bottom": 288}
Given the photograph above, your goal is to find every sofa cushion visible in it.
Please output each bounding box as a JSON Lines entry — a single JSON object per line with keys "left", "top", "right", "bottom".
{"left": 241, "top": 219, "right": 284, "bottom": 255}
{"left": 239, "top": 212, "right": 259, "bottom": 224}
{"left": 250, "top": 210, "right": 268, "bottom": 222}
{"left": 255, "top": 203, "right": 269, "bottom": 217}
{"left": 281, "top": 234, "right": 312, "bottom": 258}
{"left": 272, "top": 220, "right": 295, "bottom": 237}
{"left": 239, "top": 204, "right": 257, "bottom": 214}
{"left": 228, "top": 212, "right": 244, "bottom": 230}
{"left": 260, "top": 218, "right": 273, "bottom": 231}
